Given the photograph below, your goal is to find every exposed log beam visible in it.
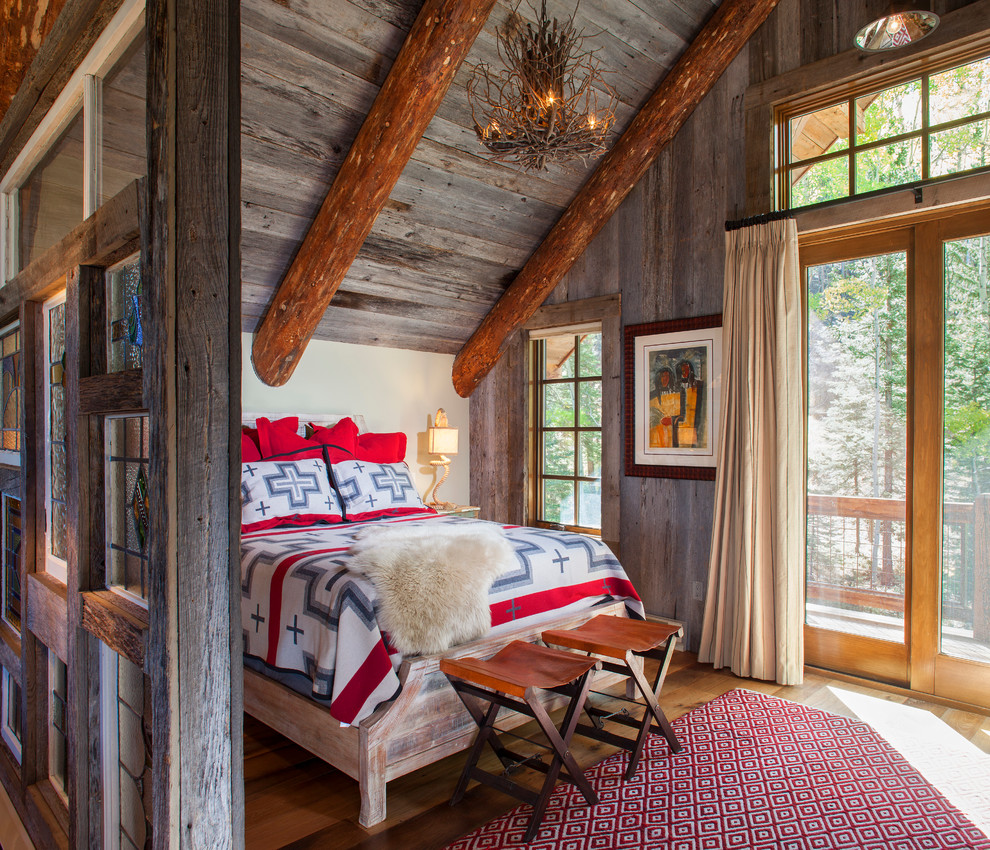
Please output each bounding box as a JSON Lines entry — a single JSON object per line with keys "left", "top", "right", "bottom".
{"left": 452, "top": 0, "right": 782, "bottom": 398}
{"left": 251, "top": 0, "right": 497, "bottom": 387}
{"left": 0, "top": 0, "right": 68, "bottom": 121}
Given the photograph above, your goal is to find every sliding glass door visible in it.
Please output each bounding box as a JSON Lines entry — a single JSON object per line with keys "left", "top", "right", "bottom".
{"left": 802, "top": 207, "right": 990, "bottom": 707}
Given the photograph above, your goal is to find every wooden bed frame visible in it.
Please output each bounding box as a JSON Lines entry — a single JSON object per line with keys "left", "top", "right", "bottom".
{"left": 242, "top": 600, "right": 632, "bottom": 827}
{"left": 240, "top": 413, "right": 634, "bottom": 825}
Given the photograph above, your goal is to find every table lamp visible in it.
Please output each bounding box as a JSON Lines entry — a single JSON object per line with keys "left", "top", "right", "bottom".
{"left": 428, "top": 408, "right": 458, "bottom": 510}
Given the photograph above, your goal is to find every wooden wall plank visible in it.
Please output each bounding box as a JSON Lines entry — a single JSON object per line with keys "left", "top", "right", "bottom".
{"left": 79, "top": 369, "right": 143, "bottom": 414}
{"left": 18, "top": 301, "right": 42, "bottom": 793}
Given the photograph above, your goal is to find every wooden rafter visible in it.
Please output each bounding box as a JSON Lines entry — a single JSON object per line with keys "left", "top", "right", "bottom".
{"left": 452, "top": 0, "right": 783, "bottom": 398}
{"left": 251, "top": 0, "right": 498, "bottom": 387}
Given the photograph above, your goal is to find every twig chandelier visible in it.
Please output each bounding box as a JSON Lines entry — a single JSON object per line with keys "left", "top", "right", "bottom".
{"left": 467, "top": 1, "right": 617, "bottom": 172}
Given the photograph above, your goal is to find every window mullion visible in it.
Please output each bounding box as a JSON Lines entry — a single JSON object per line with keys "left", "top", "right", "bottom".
{"left": 848, "top": 96, "right": 856, "bottom": 196}
{"left": 83, "top": 75, "right": 102, "bottom": 218}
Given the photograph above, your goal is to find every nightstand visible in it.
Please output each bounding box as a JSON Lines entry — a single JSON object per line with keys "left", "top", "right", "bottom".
{"left": 432, "top": 505, "right": 480, "bottom": 519}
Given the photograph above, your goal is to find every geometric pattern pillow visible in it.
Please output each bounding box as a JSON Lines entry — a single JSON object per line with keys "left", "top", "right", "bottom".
{"left": 330, "top": 460, "right": 430, "bottom": 522}
{"left": 241, "top": 459, "right": 343, "bottom": 533}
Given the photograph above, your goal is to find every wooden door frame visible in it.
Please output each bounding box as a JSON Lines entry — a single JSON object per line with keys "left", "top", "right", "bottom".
{"left": 799, "top": 204, "right": 990, "bottom": 707}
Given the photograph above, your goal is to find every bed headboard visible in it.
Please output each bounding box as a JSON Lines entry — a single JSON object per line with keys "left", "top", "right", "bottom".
{"left": 242, "top": 412, "right": 368, "bottom": 435}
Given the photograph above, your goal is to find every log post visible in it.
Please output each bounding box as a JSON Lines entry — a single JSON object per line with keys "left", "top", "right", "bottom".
{"left": 452, "top": 0, "right": 782, "bottom": 397}
{"left": 250, "top": 0, "right": 497, "bottom": 387}
{"left": 146, "top": 0, "right": 242, "bottom": 844}
{"left": 974, "top": 493, "right": 989, "bottom": 643}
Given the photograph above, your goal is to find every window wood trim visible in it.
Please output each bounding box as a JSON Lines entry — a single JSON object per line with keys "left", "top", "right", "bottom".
{"left": 80, "top": 591, "right": 146, "bottom": 669}
{"left": 524, "top": 294, "right": 622, "bottom": 554}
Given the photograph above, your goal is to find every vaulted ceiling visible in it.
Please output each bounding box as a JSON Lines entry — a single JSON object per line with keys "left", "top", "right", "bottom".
{"left": 240, "top": 0, "right": 722, "bottom": 358}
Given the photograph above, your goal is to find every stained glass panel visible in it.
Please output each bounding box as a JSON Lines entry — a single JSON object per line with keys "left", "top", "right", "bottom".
{"left": 2, "top": 496, "right": 21, "bottom": 632}
{"left": 50, "top": 655, "right": 67, "bottom": 797}
{"left": 0, "top": 325, "right": 21, "bottom": 456}
{"left": 108, "top": 415, "right": 150, "bottom": 601}
{"left": 48, "top": 302, "right": 67, "bottom": 565}
{"left": 1, "top": 668, "right": 21, "bottom": 761}
{"left": 115, "top": 652, "right": 152, "bottom": 848}
{"left": 108, "top": 258, "right": 144, "bottom": 372}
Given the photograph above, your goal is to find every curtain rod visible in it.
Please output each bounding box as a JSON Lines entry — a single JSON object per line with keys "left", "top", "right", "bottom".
{"left": 724, "top": 209, "right": 793, "bottom": 232}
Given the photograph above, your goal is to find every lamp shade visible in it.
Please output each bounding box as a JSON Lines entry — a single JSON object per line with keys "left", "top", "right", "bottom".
{"left": 429, "top": 426, "right": 459, "bottom": 456}
{"left": 854, "top": 7, "right": 938, "bottom": 51}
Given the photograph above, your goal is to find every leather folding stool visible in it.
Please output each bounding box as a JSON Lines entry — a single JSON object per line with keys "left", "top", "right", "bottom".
{"left": 542, "top": 615, "right": 683, "bottom": 780}
{"left": 440, "top": 640, "right": 601, "bottom": 842}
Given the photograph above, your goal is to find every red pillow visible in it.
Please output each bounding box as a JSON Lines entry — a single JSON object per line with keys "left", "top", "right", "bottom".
{"left": 256, "top": 417, "right": 323, "bottom": 461}
{"left": 243, "top": 416, "right": 298, "bottom": 454}
{"left": 309, "top": 418, "right": 359, "bottom": 463}
{"left": 241, "top": 431, "right": 262, "bottom": 462}
{"left": 356, "top": 431, "right": 407, "bottom": 463}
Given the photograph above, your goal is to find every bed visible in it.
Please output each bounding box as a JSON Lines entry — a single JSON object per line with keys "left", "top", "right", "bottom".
{"left": 239, "top": 414, "right": 644, "bottom": 827}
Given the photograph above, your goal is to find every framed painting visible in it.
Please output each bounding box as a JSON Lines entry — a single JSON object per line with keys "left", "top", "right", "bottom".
{"left": 624, "top": 315, "right": 722, "bottom": 479}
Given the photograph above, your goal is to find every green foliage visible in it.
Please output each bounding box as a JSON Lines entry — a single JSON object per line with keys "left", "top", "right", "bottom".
{"left": 539, "top": 332, "right": 603, "bottom": 528}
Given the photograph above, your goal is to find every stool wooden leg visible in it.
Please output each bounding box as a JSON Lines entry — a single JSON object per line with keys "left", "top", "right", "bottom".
{"left": 526, "top": 675, "right": 599, "bottom": 807}
{"left": 522, "top": 672, "right": 598, "bottom": 842}
{"left": 450, "top": 700, "right": 501, "bottom": 806}
{"left": 624, "top": 640, "right": 682, "bottom": 780}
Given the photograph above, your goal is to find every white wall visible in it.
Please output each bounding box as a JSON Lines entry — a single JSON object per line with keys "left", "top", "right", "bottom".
{"left": 241, "top": 334, "right": 471, "bottom": 506}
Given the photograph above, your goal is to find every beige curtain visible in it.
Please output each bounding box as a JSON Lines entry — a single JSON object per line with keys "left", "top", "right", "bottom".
{"left": 698, "top": 219, "right": 804, "bottom": 685}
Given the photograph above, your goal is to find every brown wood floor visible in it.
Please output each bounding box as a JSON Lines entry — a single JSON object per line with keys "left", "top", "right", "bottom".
{"left": 243, "top": 652, "right": 990, "bottom": 850}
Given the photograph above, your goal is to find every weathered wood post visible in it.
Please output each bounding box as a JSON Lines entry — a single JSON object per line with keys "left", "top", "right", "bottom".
{"left": 146, "top": 0, "right": 242, "bottom": 846}
{"left": 974, "top": 494, "right": 989, "bottom": 643}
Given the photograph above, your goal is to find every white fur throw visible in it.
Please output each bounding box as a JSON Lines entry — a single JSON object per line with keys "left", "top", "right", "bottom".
{"left": 347, "top": 523, "right": 514, "bottom": 656}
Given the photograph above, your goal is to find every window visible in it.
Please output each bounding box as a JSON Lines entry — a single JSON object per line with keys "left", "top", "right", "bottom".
{"left": 17, "top": 109, "right": 85, "bottom": 270}
{"left": 50, "top": 654, "right": 68, "bottom": 800}
{"left": 531, "top": 329, "right": 603, "bottom": 533}
{"left": 1, "top": 666, "right": 21, "bottom": 762}
{"left": 0, "top": 321, "right": 21, "bottom": 465}
{"left": 2, "top": 493, "right": 21, "bottom": 632}
{"left": 779, "top": 52, "right": 990, "bottom": 209}
{"left": 45, "top": 291, "right": 68, "bottom": 583}
{"left": 0, "top": 0, "right": 145, "bottom": 281}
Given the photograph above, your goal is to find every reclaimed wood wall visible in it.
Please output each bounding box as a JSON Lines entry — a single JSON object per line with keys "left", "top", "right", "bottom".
{"left": 470, "top": 0, "right": 983, "bottom": 652}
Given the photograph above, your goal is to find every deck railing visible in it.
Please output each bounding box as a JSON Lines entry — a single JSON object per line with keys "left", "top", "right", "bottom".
{"left": 806, "top": 493, "right": 989, "bottom": 641}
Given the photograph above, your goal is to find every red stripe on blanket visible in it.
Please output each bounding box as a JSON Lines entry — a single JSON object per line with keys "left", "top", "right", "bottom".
{"left": 330, "top": 639, "right": 395, "bottom": 724}
{"left": 265, "top": 547, "right": 343, "bottom": 666}
{"left": 490, "top": 578, "right": 641, "bottom": 627}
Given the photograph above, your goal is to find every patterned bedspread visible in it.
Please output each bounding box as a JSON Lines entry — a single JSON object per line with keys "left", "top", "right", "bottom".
{"left": 241, "top": 512, "right": 643, "bottom": 724}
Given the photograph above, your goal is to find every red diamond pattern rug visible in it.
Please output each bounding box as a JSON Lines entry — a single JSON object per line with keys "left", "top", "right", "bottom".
{"left": 443, "top": 688, "right": 990, "bottom": 849}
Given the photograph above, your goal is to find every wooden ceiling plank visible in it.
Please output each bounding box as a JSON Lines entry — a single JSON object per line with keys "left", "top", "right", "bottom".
{"left": 251, "top": 0, "right": 498, "bottom": 387}
{"left": 452, "top": 0, "right": 783, "bottom": 397}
